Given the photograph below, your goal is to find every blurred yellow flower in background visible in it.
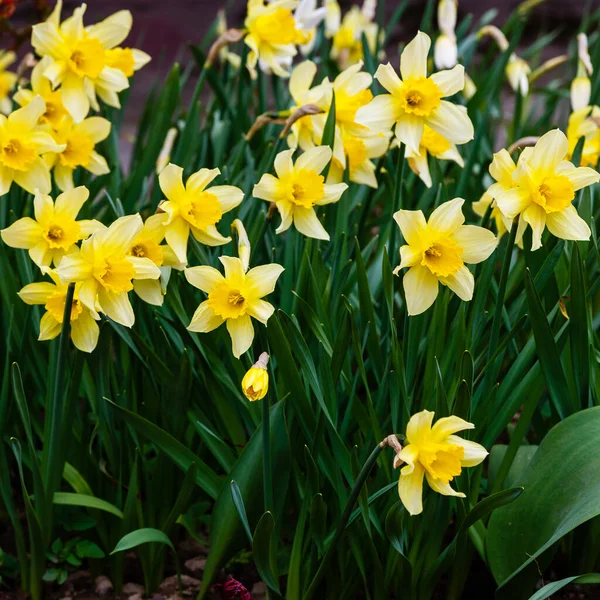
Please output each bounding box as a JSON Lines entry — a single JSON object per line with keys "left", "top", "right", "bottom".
{"left": 1, "top": 186, "right": 102, "bottom": 268}
{"left": 396, "top": 410, "right": 488, "bottom": 515}
{"left": 158, "top": 163, "right": 244, "bottom": 265}
{"left": 253, "top": 146, "right": 347, "bottom": 240}
{"left": 56, "top": 214, "right": 161, "bottom": 327}
{"left": 185, "top": 256, "right": 284, "bottom": 358}
{"left": 394, "top": 198, "right": 497, "bottom": 315}
{"left": 356, "top": 31, "right": 473, "bottom": 156}
{"left": 31, "top": 0, "right": 149, "bottom": 122}
{"left": 567, "top": 106, "right": 600, "bottom": 168}
{"left": 0, "top": 95, "right": 65, "bottom": 195}
{"left": 18, "top": 270, "right": 100, "bottom": 352}
{"left": 494, "top": 130, "right": 599, "bottom": 250}
{"left": 0, "top": 51, "right": 17, "bottom": 115}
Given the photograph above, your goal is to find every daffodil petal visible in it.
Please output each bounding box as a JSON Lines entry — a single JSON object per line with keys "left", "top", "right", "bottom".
{"left": 429, "top": 197, "right": 465, "bottom": 233}
{"left": 211, "top": 185, "right": 244, "bottom": 212}
{"left": 295, "top": 145, "right": 332, "bottom": 174}
{"left": 374, "top": 63, "right": 403, "bottom": 94}
{"left": 14, "top": 158, "right": 51, "bottom": 195}
{"left": 54, "top": 186, "right": 89, "bottom": 219}
{"left": 188, "top": 301, "right": 224, "bottom": 333}
{"left": 425, "top": 473, "right": 465, "bottom": 497}
{"left": 246, "top": 298, "right": 275, "bottom": 324}
{"left": 403, "top": 265, "right": 439, "bottom": 316}
{"left": 430, "top": 64, "right": 464, "bottom": 97}
{"left": 315, "top": 182, "right": 347, "bottom": 205}
{"left": 70, "top": 310, "right": 99, "bottom": 353}
{"left": 399, "top": 244, "right": 422, "bottom": 269}
{"left": 274, "top": 149, "right": 295, "bottom": 179}
{"left": 447, "top": 435, "right": 488, "bottom": 468}
{"left": 355, "top": 95, "right": 401, "bottom": 133}
{"left": 18, "top": 282, "right": 56, "bottom": 305}
{"left": 39, "top": 311, "right": 61, "bottom": 341}
{"left": 452, "top": 225, "right": 498, "bottom": 264}
{"left": 406, "top": 409, "right": 435, "bottom": 444}
{"left": 164, "top": 217, "right": 190, "bottom": 264}
{"left": 430, "top": 415, "right": 474, "bottom": 441}
{"left": 87, "top": 10, "right": 132, "bottom": 48}
{"left": 97, "top": 289, "right": 135, "bottom": 327}
{"left": 556, "top": 163, "right": 600, "bottom": 191}
{"left": 191, "top": 224, "right": 231, "bottom": 247}
{"left": 293, "top": 206, "right": 329, "bottom": 240}
{"left": 393, "top": 209, "right": 427, "bottom": 245}
{"left": 522, "top": 203, "right": 546, "bottom": 251}
{"left": 494, "top": 186, "right": 530, "bottom": 220}
{"left": 395, "top": 114, "right": 424, "bottom": 156}
{"left": 528, "top": 129, "right": 568, "bottom": 174}
{"left": 186, "top": 168, "right": 220, "bottom": 194}
{"left": 127, "top": 256, "right": 161, "bottom": 280}
{"left": 439, "top": 264, "right": 474, "bottom": 301}
{"left": 245, "top": 263, "right": 285, "bottom": 297}
{"left": 1, "top": 218, "right": 42, "bottom": 249}
{"left": 426, "top": 101, "right": 474, "bottom": 145}
{"left": 397, "top": 444, "right": 419, "bottom": 474}
{"left": 159, "top": 163, "right": 185, "bottom": 201}
{"left": 398, "top": 462, "right": 425, "bottom": 516}
{"left": 253, "top": 173, "right": 280, "bottom": 201}
{"left": 185, "top": 266, "right": 224, "bottom": 293}
{"left": 545, "top": 205, "right": 591, "bottom": 242}
{"left": 400, "top": 31, "right": 430, "bottom": 81}
{"left": 227, "top": 314, "right": 254, "bottom": 359}
{"left": 133, "top": 279, "right": 163, "bottom": 306}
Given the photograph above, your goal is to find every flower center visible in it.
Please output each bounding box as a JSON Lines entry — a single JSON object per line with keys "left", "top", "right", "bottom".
{"left": 419, "top": 443, "right": 464, "bottom": 484}
{"left": 400, "top": 77, "right": 443, "bottom": 117}
{"left": 59, "top": 132, "right": 95, "bottom": 169}
{"left": 68, "top": 38, "right": 105, "bottom": 79}
{"left": 344, "top": 134, "right": 368, "bottom": 172}
{"left": 207, "top": 281, "right": 249, "bottom": 319}
{"left": 129, "top": 239, "right": 164, "bottom": 266}
{"left": 1, "top": 138, "right": 36, "bottom": 171}
{"left": 253, "top": 8, "right": 301, "bottom": 45}
{"left": 284, "top": 170, "right": 325, "bottom": 208}
{"left": 420, "top": 125, "right": 451, "bottom": 156}
{"left": 44, "top": 220, "right": 80, "bottom": 250}
{"left": 181, "top": 191, "right": 223, "bottom": 231}
{"left": 421, "top": 237, "right": 463, "bottom": 277}
{"left": 534, "top": 175, "right": 575, "bottom": 213}
{"left": 97, "top": 256, "right": 135, "bottom": 294}
{"left": 42, "top": 93, "right": 68, "bottom": 128}
{"left": 45, "top": 292, "right": 83, "bottom": 323}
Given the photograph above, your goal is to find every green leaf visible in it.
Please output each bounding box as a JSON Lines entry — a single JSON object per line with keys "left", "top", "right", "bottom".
{"left": 252, "top": 511, "right": 280, "bottom": 593}
{"left": 569, "top": 243, "right": 589, "bottom": 407}
{"left": 53, "top": 493, "right": 123, "bottom": 519}
{"left": 111, "top": 528, "right": 175, "bottom": 554}
{"left": 309, "top": 493, "right": 327, "bottom": 553}
{"left": 488, "top": 407, "right": 600, "bottom": 597}
{"left": 527, "top": 574, "right": 600, "bottom": 600}
{"left": 524, "top": 268, "right": 575, "bottom": 418}
{"left": 105, "top": 398, "right": 220, "bottom": 499}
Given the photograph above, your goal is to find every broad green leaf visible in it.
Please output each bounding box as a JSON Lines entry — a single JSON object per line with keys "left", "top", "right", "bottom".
{"left": 252, "top": 511, "right": 280, "bottom": 593}
{"left": 488, "top": 407, "right": 600, "bottom": 597}
{"left": 527, "top": 574, "right": 600, "bottom": 600}
{"left": 111, "top": 528, "right": 175, "bottom": 554}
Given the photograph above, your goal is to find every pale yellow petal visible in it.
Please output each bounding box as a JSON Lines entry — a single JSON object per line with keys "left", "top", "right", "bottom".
{"left": 393, "top": 209, "right": 427, "bottom": 246}
{"left": 429, "top": 197, "right": 465, "bottom": 233}
{"left": 290, "top": 60, "right": 317, "bottom": 101}
{"left": 528, "top": 129, "right": 568, "bottom": 174}
{"left": 60, "top": 73, "right": 89, "bottom": 123}
{"left": 398, "top": 462, "right": 425, "bottom": 516}
{"left": 374, "top": 63, "right": 403, "bottom": 94}
{"left": 54, "top": 186, "right": 89, "bottom": 219}
{"left": 494, "top": 186, "right": 530, "bottom": 220}
{"left": 9, "top": 94, "right": 45, "bottom": 129}
{"left": 253, "top": 173, "right": 280, "bottom": 201}
{"left": 406, "top": 409, "right": 434, "bottom": 444}
{"left": 191, "top": 224, "right": 231, "bottom": 247}
{"left": 13, "top": 158, "right": 51, "bottom": 195}
{"left": 211, "top": 185, "right": 244, "bottom": 212}
{"left": 452, "top": 225, "right": 497, "bottom": 264}
{"left": 18, "top": 282, "right": 56, "bottom": 305}
{"left": 127, "top": 256, "right": 161, "bottom": 280}
{"left": 447, "top": 435, "right": 488, "bottom": 468}
{"left": 398, "top": 244, "right": 422, "bottom": 269}
{"left": 159, "top": 163, "right": 185, "bottom": 201}
{"left": 188, "top": 301, "right": 224, "bottom": 333}
{"left": 439, "top": 264, "right": 474, "bottom": 301}
{"left": 219, "top": 256, "right": 246, "bottom": 281}
{"left": 1, "top": 218, "right": 43, "bottom": 249}
{"left": 87, "top": 10, "right": 132, "bottom": 49}
{"left": 403, "top": 265, "right": 439, "bottom": 316}
{"left": 97, "top": 288, "right": 135, "bottom": 327}
{"left": 355, "top": 95, "right": 400, "bottom": 133}
{"left": 295, "top": 145, "right": 332, "bottom": 174}
{"left": 431, "top": 415, "right": 474, "bottom": 441}
{"left": 426, "top": 101, "right": 473, "bottom": 145}
{"left": 245, "top": 263, "right": 284, "bottom": 297}
{"left": 400, "top": 31, "right": 431, "bottom": 81}
{"left": 489, "top": 149, "right": 516, "bottom": 184}
{"left": 522, "top": 203, "right": 546, "bottom": 250}
{"left": 133, "top": 279, "right": 163, "bottom": 306}
{"left": 293, "top": 206, "right": 329, "bottom": 240}
{"left": 246, "top": 298, "right": 275, "bottom": 324}
{"left": 556, "top": 163, "right": 600, "bottom": 191}
{"left": 397, "top": 444, "right": 419, "bottom": 473}
{"left": 545, "top": 205, "right": 591, "bottom": 242}
{"left": 226, "top": 314, "right": 255, "bottom": 359}
{"left": 70, "top": 310, "right": 99, "bottom": 352}
{"left": 395, "top": 114, "right": 424, "bottom": 156}
{"left": 184, "top": 266, "right": 224, "bottom": 293}
{"left": 274, "top": 149, "right": 295, "bottom": 179}
{"left": 78, "top": 117, "right": 111, "bottom": 143}
{"left": 430, "top": 64, "right": 464, "bottom": 97}
{"left": 102, "top": 214, "right": 143, "bottom": 255}
{"left": 425, "top": 473, "right": 465, "bottom": 497}
{"left": 164, "top": 218, "right": 190, "bottom": 264}
{"left": 39, "top": 311, "right": 61, "bottom": 341}
{"left": 186, "top": 168, "right": 220, "bottom": 194}
{"left": 314, "top": 182, "right": 347, "bottom": 205}
{"left": 56, "top": 251, "right": 93, "bottom": 283}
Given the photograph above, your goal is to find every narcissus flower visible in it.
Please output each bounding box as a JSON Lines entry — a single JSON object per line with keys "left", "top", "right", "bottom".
{"left": 396, "top": 410, "right": 488, "bottom": 515}
{"left": 405, "top": 125, "right": 463, "bottom": 188}
{"left": 185, "top": 256, "right": 284, "bottom": 358}
{"left": 158, "top": 163, "right": 244, "bottom": 265}
{"left": 394, "top": 198, "right": 497, "bottom": 315}
{"left": 293, "top": 0, "right": 327, "bottom": 56}
{"left": 1, "top": 186, "right": 102, "bottom": 268}
{"left": 18, "top": 270, "right": 100, "bottom": 353}
{"left": 253, "top": 146, "right": 348, "bottom": 240}
{"left": 494, "top": 129, "right": 599, "bottom": 250}
{"left": 244, "top": 0, "right": 305, "bottom": 79}
{"left": 56, "top": 215, "right": 161, "bottom": 327}
{"left": 46, "top": 115, "right": 111, "bottom": 190}
{"left": 31, "top": 1, "right": 149, "bottom": 122}
{"left": 14, "top": 56, "right": 70, "bottom": 128}
{"left": 242, "top": 352, "right": 270, "bottom": 401}
{"left": 0, "top": 95, "right": 65, "bottom": 195}
{"left": 567, "top": 106, "right": 600, "bottom": 168}
{"left": 0, "top": 51, "right": 17, "bottom": 115}
{"left": 571, "top": 33, "right": 592, "bottom": 111}
{"left": 330, "top": 4, "right": 380, "bottom": 70}
{"left": 356, "top": 31, "right": 473, "bottom": 156}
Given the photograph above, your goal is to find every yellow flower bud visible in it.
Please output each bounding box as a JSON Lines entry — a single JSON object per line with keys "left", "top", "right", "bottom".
{"left": 242, "top": 352, "right": 270, "bottom": 401}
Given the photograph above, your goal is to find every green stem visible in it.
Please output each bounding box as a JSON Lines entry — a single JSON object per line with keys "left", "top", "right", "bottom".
{"left": 43, "top": 282, "right": 75, "bottom": 529}
{"left": 485, "top": 218, "right": 518, "bottom": 382}
{"left": 262, "top": 395, "right": 273, "bottom": 512}
{"left": 302, "top": 443, "right": 384, "bottom": 600}
{"left": 188, "top": 65, "right": 210, "bottom": 113}
{"left": 388, "top": 143, "right": 405, "bottom": 259}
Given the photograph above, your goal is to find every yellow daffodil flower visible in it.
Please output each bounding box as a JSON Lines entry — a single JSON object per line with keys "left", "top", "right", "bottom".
{"left": 494, "top": 130, "right": 600, "bottom": 250}
{"left": 476, "top": 149, "right": 526, "bottom": 242}
{"left": 405, "top": 125, "right": 464, "bottom": 188}
{"left": 328, "top": 129, "right": 391, "bottom": 188}
{"left": 294, "top": 0, "right": 327, "bottom": 56}
{"left": 126, "top": 213, "right": 182, "bottom": 306}
{"left": 567, "top": 106, "right": 600, "bottom": 168}
{"left": 396, "top": 410, "right": 488, "bottom": 515}
{"left": 0, "top": 51, "right": 17, "bottom": 115}
{"left": 45, "top": 115, "right": 110, "bottom": 191}
{"left": 244, "top": 0, "right": 305, "bottom": 79}
{"left": 356, "top": 31, "right": 473, "bottom": 156}
{"left": 18, "top": 270, "right": 100, "bottom": 353}
{"left": 393, "top": 198, "right": 497, "bottom": 315}
{"left": 158, "top": 163, "right": 244, "bottom": 265}
{"left": 287, "top": 61, "right": 330, "bottom": 152}
{"left": 324, "top": 0, "right": 341, "bottom": 38}
{"left": 571, "top": 33, "right": 592, "bottom": 111}
{"left": 185, "top": 256, "right": 284, "bottom": 358}
{"left": 0, "top": 95, "right": 65, "bottom": 196}
{"left": 14, "top": 56, "right": 70, "bottom": 129}
{"left": 31, "top": 1, "right": 149, "bottom": 122}
{"left": 330, "top": 5, "right": 379, "bottom": 70}
{"left": 56, "top": 214, "right": 161, "bottom": 327}
{"left": 253, "top": 146, "right": 348, "bottom": 240}
{"left": 1, "top": 186, "right": 102, "bottom": 268}
{"left": 434, "top": 0, "right": 458, "bottom": 70}
{"left": 242, "top": 352, "right": 270, "bottom": 400}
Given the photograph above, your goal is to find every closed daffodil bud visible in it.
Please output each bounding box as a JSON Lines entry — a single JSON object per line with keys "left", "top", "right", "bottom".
{"left": 571, "top": 33, "right": 593, "bottom": 111}
{"left": 242, "top": 352, "right": 270, "bottom": 401}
